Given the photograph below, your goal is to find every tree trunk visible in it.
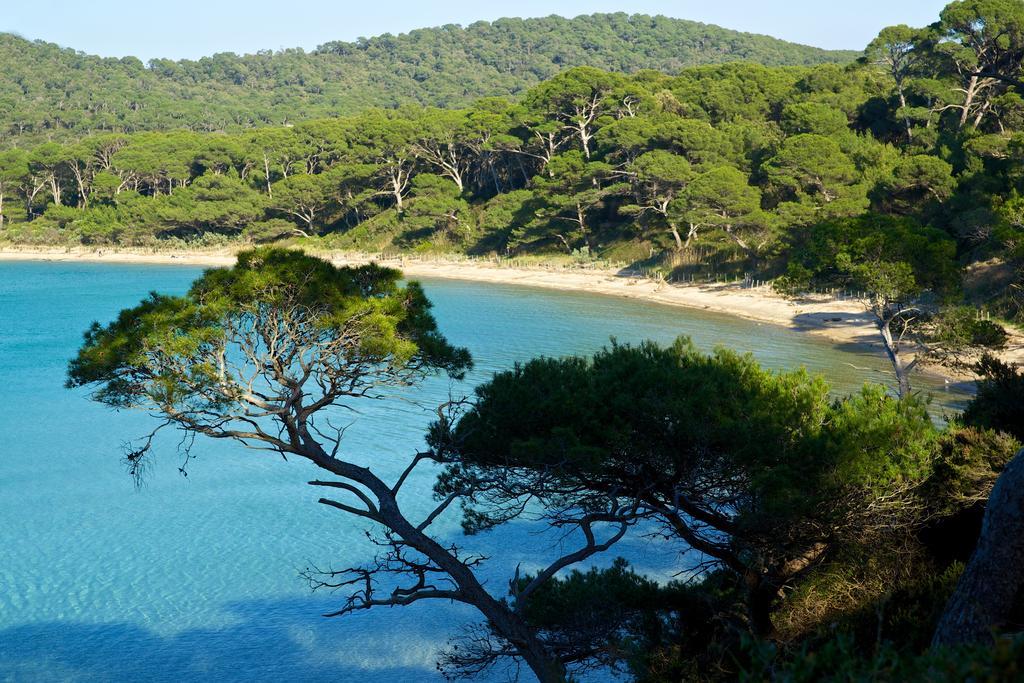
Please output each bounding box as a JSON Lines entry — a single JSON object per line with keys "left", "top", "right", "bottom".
{"left": 745, "top": 573, "right": 779, "bottom": 638}
{"left": 390, "top": 167, "right": 406, "bottom": 211}
{"left": 47, "top": 174, "right": 62, "bottom": 206}
{"left": 578, "top": 123, "right": 591, "bottom": 159}
{"left": 544, "top": 133, "right": 557, "bottom": 176}
{"left": 744, "top": 543, "right": 826, "bottom": 640}
{"left": 306, "top": 446, "right": 567, "bottom": 682}
{"left": 71, "top": 164, "right": 89, "bottom": 208}
{"left": 575, "top": 202, "right": 594, "bottom": 250}
{"left": 432, "top": 148, "right": 464, "bottom": 192}
{"left": 263, "top": 155, "right": 273, "bottom": 197}
{"left": 893, "top": 359, "right": 912, "bottom": 399}
{"left": 897, "top": 88, "right": 914, "bottom": 141}
{"left": 26, "top": 181, "right": 45, "bottom": 220}
{"left": 960, "top": 75, "right": 979, "bottom": 129}
{"left": 723, "top": 224, "right": 755, "bottom": 259}
{"left": 490, "top": 163, "right": 502, "bottom": 195}
{"left": 933, "top": 448, "right": 1024, "bottom": 647}
{"left": 878, "top": 316, "right": 913, "bottom": 398}
{"left": 684, "top": 223, "right": 701, "bottom": 249}
{"left": 514, "top": 155, "right": 531, "bottom": 186}
{"left": 669, "top": 222, "right": 683, "bottom": 251}
{"left": 972, "top": 99, "right": 992, "bottom": 129}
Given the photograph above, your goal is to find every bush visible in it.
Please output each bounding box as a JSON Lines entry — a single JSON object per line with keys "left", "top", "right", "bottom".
{"left": 741, "top": 633, "right": 1024, "bottom": 682}
{"left": 0, "top": 218, "right": 70, "bottom": 246}
{"left": 961, "top": 355, "right": 1024, "bottom": 441}
{"left": 927, "top": 306, "right": 1009, "bottom": 358}
{"left": 924, "top": 426, "right": 1021, "bottom": 517}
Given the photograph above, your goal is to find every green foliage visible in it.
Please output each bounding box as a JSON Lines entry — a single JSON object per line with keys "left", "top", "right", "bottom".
{"left": 823, "top": 383, "right": 938, "bottom": 489}
{"left": 0, "top": 0, "right": 1020, "bottom": 313}
{"left": 519, "top": 558, "right": 665, "bottom": 629}
{"left": 438, "top": 337, "right": 937, "bottom": 572}
{"left": 872, "top": 154, "right": 955, "bottom": 216}
{"left": 432, "top": 337, "right": 1023, "bottom": 679}
{"left": 765, "top": 134, "right": 863, "bottom": 219}
{"left": 155, "top": 173, "right": 268, "bottom": 236}
{"left": 682, "top": 165, "right": 765, "bottom": 251}
{"left": 0, "top": 147, "right": 28, "bottom": 226}
{"left": 780, "top": 102, "right": 850, "bottom": 137}
{"left": 271, "top": 172, "right": 335, "bottom": 233}
{"left": 781, "top": 214, "right": 960, "bottom": 301}
{"left": 926, "top": 305, "right": 1009, "bottom": 352}
{"left": 67, "top": 248, "right": 471, "bottom": 410}
{"left": 0, "top": 16, "right": 855, "bottom": 147}
{"left": 741, "top": 632, "right": 1024, "bottom": 683}
{"left": 517, "top": 559, "right": 747, "bottom": 680}
{"left": 516, "top": 559, "right": 680, "bottom": 667}
{"left": 961, "top": 354, "right": 1024, "bottom": 440}
{"left": 441, "top": 338, "right": 831, "bottom": 500}
{"left": 760, "top": 559, "right": 966, "bottom": 679}
{"left": 924, "top": 425, "right": 1022, "bottom": 516}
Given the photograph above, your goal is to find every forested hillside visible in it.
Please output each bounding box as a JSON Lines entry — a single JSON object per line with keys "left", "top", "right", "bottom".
{"left": 0, "top": 14, "right": 855, "bottom": 145}
{"left": 3, "top": 0, "right": 1024, "bottom": 330}
{"left": 2, "top": 1, "right": 1023, "bottom": 335}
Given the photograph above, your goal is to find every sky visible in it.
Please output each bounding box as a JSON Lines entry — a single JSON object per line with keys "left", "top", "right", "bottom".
{"left": 2, "top": 0, "right": 950, "bottom": 61}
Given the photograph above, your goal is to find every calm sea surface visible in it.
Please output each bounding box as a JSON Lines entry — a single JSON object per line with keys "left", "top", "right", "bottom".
{"left": 0, "top": 262, "right": 971, "bottom": 682}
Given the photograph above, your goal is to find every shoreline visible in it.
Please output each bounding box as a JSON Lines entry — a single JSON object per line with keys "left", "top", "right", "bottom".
{"left": 3, "top": 246, "right": 1019, "bottom": 380}
{"left": 0, "top": 245, "right": 875, "bottom": 343}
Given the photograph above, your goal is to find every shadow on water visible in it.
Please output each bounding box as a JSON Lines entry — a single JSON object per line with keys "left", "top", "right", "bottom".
{"left": 0, "top": 595, "right": 463, "bottom": 682}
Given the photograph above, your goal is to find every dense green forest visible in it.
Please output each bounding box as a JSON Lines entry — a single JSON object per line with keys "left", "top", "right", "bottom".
{"left": 3, "top": 1, "right": 1023, "bottom": 333}
{"left": 0, "top": 14, "right": 854, "bottom": 146}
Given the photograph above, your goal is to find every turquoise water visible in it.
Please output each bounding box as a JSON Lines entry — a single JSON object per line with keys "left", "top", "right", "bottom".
{"left": 0, "top": 262, "right": 971, "bottom": 682}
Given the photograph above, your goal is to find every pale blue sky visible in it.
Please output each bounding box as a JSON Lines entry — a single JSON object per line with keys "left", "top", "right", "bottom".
{"left": 2, "top": 0, "right": 949, "bottom": 61}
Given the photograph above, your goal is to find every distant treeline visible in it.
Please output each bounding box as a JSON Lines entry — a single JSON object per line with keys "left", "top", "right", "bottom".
{"left": 0, "top": 14, "right": 854, "bottom": 146}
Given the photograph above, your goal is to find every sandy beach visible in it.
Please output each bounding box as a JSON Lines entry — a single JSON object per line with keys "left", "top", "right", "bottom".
{"left": 3, "top": 246, "right": 1020, "bottom": 374}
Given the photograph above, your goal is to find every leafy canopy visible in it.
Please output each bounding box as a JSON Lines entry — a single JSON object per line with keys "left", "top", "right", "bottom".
{"left": 436, "top": 338, "right": 937, "bottom": 542}
{"left": 68, "top": 248, "right": 471, "bottom": 413}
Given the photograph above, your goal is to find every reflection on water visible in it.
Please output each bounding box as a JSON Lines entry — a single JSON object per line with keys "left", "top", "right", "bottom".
{"left": 0, "top": 262, "right": 972, "bottom": 681}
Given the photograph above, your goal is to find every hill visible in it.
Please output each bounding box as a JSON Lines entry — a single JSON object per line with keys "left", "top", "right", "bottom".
{"left": 0, "top": 13, "right": 856, "bottom": 145}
